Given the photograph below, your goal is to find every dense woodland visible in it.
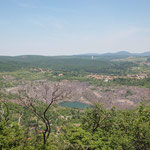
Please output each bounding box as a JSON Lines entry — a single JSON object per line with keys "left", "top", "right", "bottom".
{"left": 0, "top": 54, "right": 150, "bottom": 149}
{"left": 1, "top": 101, "right": 150, "bottom": 150}
{"left": 0, "top": 55, "right": 138, "bottom": 74}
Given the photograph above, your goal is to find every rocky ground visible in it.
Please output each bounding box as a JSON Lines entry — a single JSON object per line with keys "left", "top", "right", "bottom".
{"left": 4, "top": 80, "right": 150, "bottom": 109}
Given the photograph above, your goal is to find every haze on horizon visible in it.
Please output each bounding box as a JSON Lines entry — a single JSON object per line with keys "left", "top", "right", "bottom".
{"left": 0, "top": 0, "right": 150, "bottom": 56}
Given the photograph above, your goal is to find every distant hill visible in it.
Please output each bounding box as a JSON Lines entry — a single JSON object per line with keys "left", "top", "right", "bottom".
{"left": 139, "top": 52, "right": 150, "bottom": 56}
{"left": 0, "top": 53, "right": 137, "bottom": 73}
{"left": 77, "top": 51, "right": 150, "bottom": 57}
{"left": 101, "top": 51, "right": 133, "bottom": 56}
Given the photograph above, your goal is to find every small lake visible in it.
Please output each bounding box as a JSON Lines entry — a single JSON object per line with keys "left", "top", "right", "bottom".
{"left": 59, "top": 101, "right": 91, "bottom": 109}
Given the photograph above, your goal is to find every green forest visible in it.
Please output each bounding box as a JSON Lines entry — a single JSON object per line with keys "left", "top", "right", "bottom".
{"left": 0, "top": 101, "right": 150, "bottom": 150}
{"left": 0, "top": 55, "right": 137, "bottom": 75}
{"left": 0, "top": 55, "right": 150, "bottom": 149}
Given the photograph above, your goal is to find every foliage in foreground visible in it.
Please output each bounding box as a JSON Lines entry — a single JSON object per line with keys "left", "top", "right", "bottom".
{"left": 63, "top": 103, "right": 150, "bottom": 150}
{"left": 0, "top": 103, "right": 150, "bottom": 149}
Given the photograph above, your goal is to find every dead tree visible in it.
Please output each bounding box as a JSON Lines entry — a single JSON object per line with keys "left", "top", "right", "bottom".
{"left": 19, "top": 81, "right": 71, "bottom": 146}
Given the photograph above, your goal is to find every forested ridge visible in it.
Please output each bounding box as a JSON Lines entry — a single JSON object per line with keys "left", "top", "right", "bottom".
{"left": 0, "top": 55, "right": 137, "bottom": 75}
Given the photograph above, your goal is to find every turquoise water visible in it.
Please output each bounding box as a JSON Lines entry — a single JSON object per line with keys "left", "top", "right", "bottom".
{"left": 59, "top": 101, "right": 90, "bottom": 109}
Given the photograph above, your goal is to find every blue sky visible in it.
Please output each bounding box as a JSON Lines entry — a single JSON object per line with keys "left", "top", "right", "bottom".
{"left": 0, "top": 0, "right": 150, "bottom": 56}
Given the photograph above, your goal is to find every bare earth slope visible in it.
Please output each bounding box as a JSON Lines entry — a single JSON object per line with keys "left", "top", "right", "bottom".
{"left": 6, "top": 80, "right": 150, "bottom": 109}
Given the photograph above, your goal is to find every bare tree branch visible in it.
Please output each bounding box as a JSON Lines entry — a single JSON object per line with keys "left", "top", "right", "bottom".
{"left": 18, "top": 81, "right": 72, "bottom": 146}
